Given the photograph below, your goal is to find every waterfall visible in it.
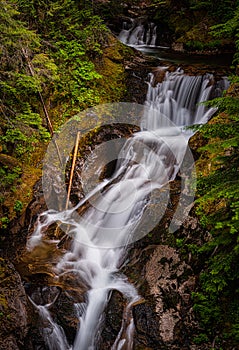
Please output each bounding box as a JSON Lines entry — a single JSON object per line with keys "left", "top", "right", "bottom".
{"left": 144, "top": 68, "right": 229, "bottom": 129}
{"left": 118, "top": 20, "right": 158, "bottom": 47}
{"left": 28, "top": 298, "right": 71, "bottom": 350}
{"left": 26, "top": 67, "right": 229, "bottom": 349}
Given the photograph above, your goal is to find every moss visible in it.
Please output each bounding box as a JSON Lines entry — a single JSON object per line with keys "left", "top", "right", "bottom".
{"left": 174, "top": 18, "right": 233, "bottom": 53}
{"left": 0, "top": 295, "right": 8, "bottom": 309}
{"left": 1, "top": 145, "right": 44, "bottom": 223}
{"left": 95, "top": 36, "right": 132, "bottom": 103}
{"left": 0, "top": 33, "right": 133, "bottom": 228}
{"left": 97, "top": 56, "right": 126, "bottom": 102}
{"left": 0, "top": 259, "right": 9, "bottom": 310}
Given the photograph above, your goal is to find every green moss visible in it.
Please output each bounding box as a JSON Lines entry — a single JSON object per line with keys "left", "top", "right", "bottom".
{"left": 95, "top": 37, "right": 130, "bottom": 103}
{"left": 0, "top": 259, "right": 9, "bottom": 309}
{"left": 193, "top": 333, "right": 209, "bottom": 345}
{"left": 0, "top": 1, "right": 131, "bottom": 227}
{"left": 0, "top": 294, "right": 8, "bottom": 308}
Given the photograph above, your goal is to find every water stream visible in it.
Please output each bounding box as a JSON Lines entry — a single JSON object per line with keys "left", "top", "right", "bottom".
{"left": 26, "top": 68, "right": 229, "bottom": 349}
{"left": 118, "top": 20, "right": 158, "bottom": 47}
{"left": 118, "top": 19, "right": 233, "bottom": 67}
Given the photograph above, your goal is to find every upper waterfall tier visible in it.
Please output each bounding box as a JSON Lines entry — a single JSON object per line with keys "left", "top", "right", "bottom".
{"left": 118, "top": 19, "right": 158, "bottom": 47}
{"left": 144, "top": 68, "right": 229, "bottom": 130}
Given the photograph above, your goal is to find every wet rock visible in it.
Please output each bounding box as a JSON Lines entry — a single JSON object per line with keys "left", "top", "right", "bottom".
{"left": 1, "top": 179, "right": 48, "bottom": 263}
{"left": 53, "top": 291, "right": 80, "bottom": 344}
{"left": 99, "top": 290, "right": 125, "bottom": 349}
{"left": 0, "top": 336, "right": 20, "bottom": 350}
{"left": 123, "top": 192, "right": 211, "bottom": 349}
{"left": 172, "top": 42, "right": 184, "bottom": 53}
{"left": 57, "top": 271, "right": 89, "bottom": 294}
{"left": 144, "top": 245, "right": 195, "bottom": 347}
{"left": 151, "top": 66, "right": 167, "bottom": 84}
{"left": 124, "top": 54, "right": 158, "bottom": 104}
{"left": 0, "top": 258, "right": 31, "bottom": 350}
{"left": 133, "top": 302, "right": 163, "bottom": 349}
{"left": 26, "top": 285, "right": 61, "bottom": 306}
{"left": 67, "top": 123, "right": 140, "bottom": 204}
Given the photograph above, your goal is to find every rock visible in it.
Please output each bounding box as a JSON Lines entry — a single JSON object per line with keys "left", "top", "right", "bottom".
{"left": 151, "top": 66, "right": 167, "bottom": 84}
{"left": 123, "top": 197, "right": 211, "bottom": 349}
{"left": 53, "top": 291, "right": 80, "bottom": 344}
{"left": 99, "top": 290, "right": 125, "bottom": 348}
{"left": 0, "top": 258, "right": 31, "bottom": 349}
{"left": 144, "top": 245, "right": 196, "bottom": 347}
{"left": 172, "top": 43, "right": 184, "bottom": 53}
{"left": 133, "top": 302, "right": 163, "bottom": 349}
{"left": 0, "top": 336, "right": 20, "bottom": 350}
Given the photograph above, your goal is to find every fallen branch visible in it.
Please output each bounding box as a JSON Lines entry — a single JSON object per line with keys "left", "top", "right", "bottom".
{"left": 65, "top": 131, "right": 81, "bottom": 210}
{"left": 21, "top": 48, "right": 54, "bottom": 136}
{"left": 56, "top": 131, "right": 81, "bottom": 247}
{"left": 21, "top": 48, "right": 62, "bottom": 167}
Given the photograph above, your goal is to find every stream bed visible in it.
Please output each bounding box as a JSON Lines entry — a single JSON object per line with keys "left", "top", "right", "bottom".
{"left": 16, "top": 64, "right": 229, "bottom": 349}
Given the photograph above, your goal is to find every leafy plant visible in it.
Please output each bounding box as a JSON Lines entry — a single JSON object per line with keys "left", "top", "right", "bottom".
{"left": 13, "top": 200, "right": 23, "bottom": 213}
{"left": 0, "top": 217, "right": 10, "bottom": 229}
{"left": 0, "top": 166, "right": 22, "bottom": 188}
{"left": 191, "top": 78, "right": 239, "bottom": 344}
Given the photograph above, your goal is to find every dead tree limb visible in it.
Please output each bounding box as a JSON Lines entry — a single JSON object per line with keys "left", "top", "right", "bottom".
{"left": 21, "top": 48, "right": 54, "bottom": 136}
{"left": 56, "top": 131, "right": 81, "bottom": 246}
{"left": 65, "top": 131, "right": 81, "bottom": 210}
{"left": 21, "top": 48, "right": 62, "bottom": 167}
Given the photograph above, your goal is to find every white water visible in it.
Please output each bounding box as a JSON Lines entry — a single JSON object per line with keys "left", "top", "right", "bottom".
{"left": 29, "top": 298, "right": 71, "bottom": 350}
{"left": 144, "top": 68, "right": 229, "bottom": 129}
{"left": 27, "top": 68, "right": 229, "bottom": 349}
{"left": 118, "top": 20, "right": 158, "bottom": 47}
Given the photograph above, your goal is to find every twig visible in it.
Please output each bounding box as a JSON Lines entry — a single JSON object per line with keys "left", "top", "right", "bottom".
{"left": 21, "top": 48, "right": 62, "bottom": 167}
{"left": 56, "top": 131, "right": 81, "bottom": 247}
{"left": 22, "top": 48, "right": 54, "bottom": 136}
{"left": 65, "top": 131, "right": 81, "bottom": 210}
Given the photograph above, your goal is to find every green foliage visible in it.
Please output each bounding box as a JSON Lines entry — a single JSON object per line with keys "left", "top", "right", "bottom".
{"left": 189, "top": 0, "right": 235, "bottom": 22}
{"left": 150, "top": 0, "right": 238, "bottom": 50}
{"left": 0, "top": 166, "right": 22, "bottom": 189}
{"left": 185, "top": 39, "right": 222, "bottom": 51}
{"left": 0, "top": 0, "right": 126, "bottom": 230}
{"left": 210, "top": 6, "right": 239, "bottom": 37}
{"left": 185, "top": 40, "right": 204, "bottom": 51}
{"left": 210, "top": 4, "right": 239, "bottom": 65}
{"left": 193, "top": 333, "right": 209, "bottom": 345}
{"left": 13, "top": 199, "right": 23, "bottom": 213}
{"left": 0, "top": 0, "right": 53, "bottom": 167}
{"left": 175, "top": 238, "right": 184, "bottom": 248}
{"left": 0, "top": 0, "right": 110, "bottom": 206}
{"left": 15, "top": 1, "right": 109, "bottom": 115}
{"left": 191, "top": 79, "right": 239, "bottom": 344}
{"left": 0, "top": 217, "right": 10, "bottom": 229}
{"left": 54, "top": 39, "right": 102, "bottom": 113}
{"left": 0, "top": 0, "right": 40, "bottom": 62}
{"left": 192, "top": 291, "right": 221, "bottom": 327}
{"left": 1, "top": 104, "right": 50, "bottom": 158}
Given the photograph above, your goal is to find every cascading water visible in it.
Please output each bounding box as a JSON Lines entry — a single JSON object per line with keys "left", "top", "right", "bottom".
{"left": 37, "top": 304, "right": 71, "bottom": 350}
{"left": 144, "top": 68, "right": 229, "bottom": 129}
{"left": 26, "top": 67, "right": 229, "bottom": 349}
{"left": 118, "top": 20, "right": 158, "bottom": 47}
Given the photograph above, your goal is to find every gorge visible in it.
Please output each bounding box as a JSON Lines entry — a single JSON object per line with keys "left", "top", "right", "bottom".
{"left": 1, "top": 1, "right": 239, "bottom": 350}
{"left": 18, "top": 67, "right": 228, "bottom": 349}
